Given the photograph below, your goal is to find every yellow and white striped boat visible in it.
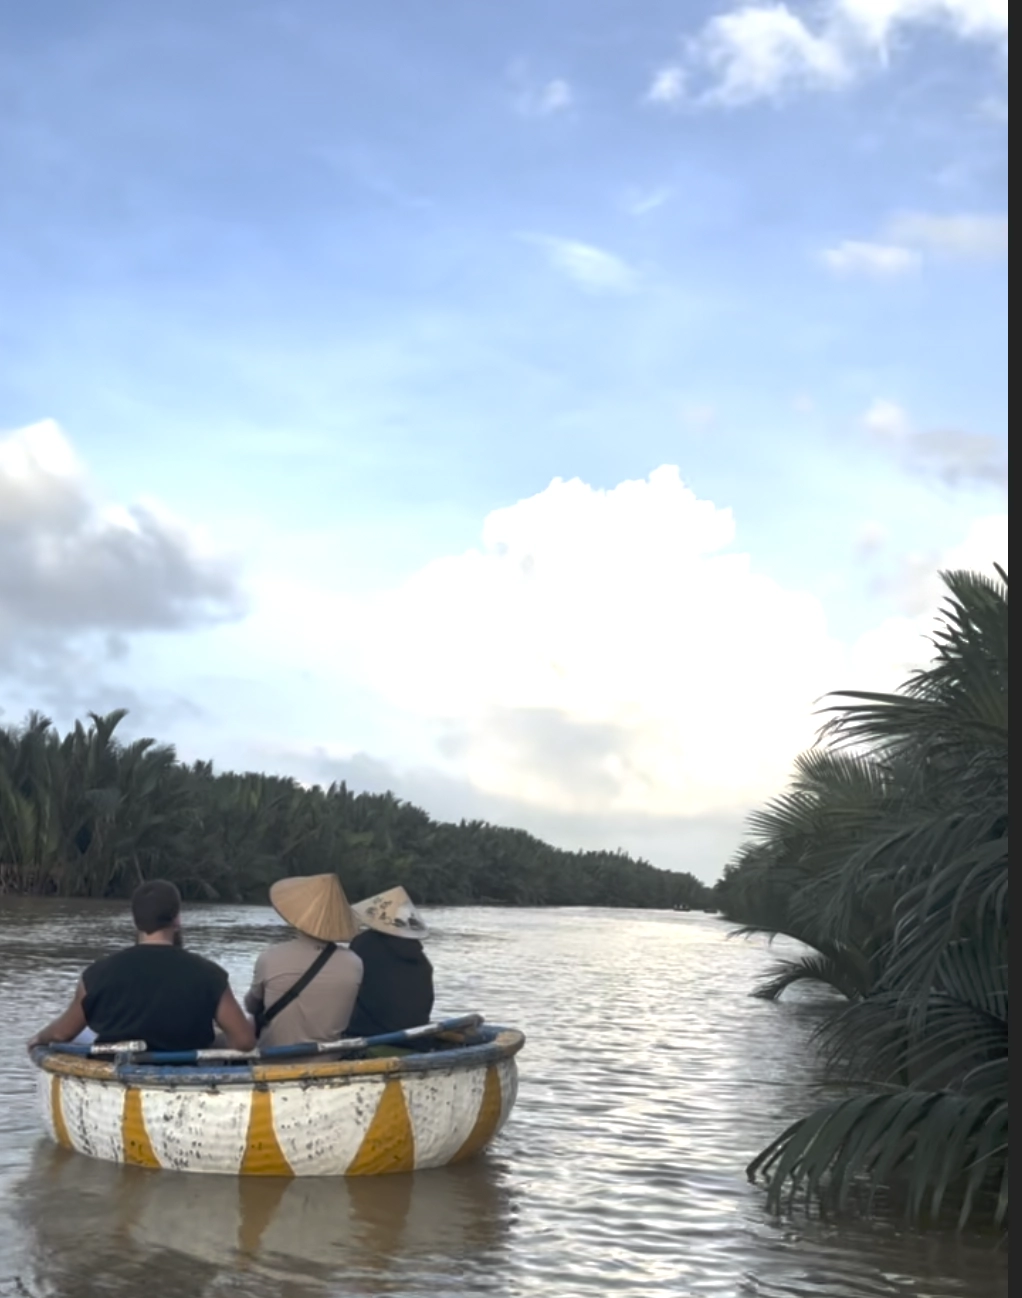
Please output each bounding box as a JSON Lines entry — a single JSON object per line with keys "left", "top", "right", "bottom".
{"left": 31, "top": 1018, "right": 524, "bottom": 1177}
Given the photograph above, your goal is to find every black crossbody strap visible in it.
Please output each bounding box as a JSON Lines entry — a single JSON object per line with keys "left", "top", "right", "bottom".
{"left": 258, "top": 942, "right": 337, "bottom": 1032}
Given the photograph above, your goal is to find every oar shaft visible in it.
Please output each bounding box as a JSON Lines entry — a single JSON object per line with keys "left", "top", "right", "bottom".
{"left": 185, "top": 1014, "right": 484, "bottom": 1064}
{"left": 44, "top": 1040, "right": 146, "bottom": 1057}
{"left": 45, "top": 1014, "right": 484, "bottom": 1065}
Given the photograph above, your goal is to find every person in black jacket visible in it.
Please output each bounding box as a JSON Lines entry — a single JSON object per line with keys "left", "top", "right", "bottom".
{"left": 347, "top": 887, "right": 434, "bottom": 1037}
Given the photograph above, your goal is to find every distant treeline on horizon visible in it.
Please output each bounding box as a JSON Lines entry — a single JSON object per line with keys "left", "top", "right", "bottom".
{"left": 0, "top": 709, "right": 713, "bottom": 911}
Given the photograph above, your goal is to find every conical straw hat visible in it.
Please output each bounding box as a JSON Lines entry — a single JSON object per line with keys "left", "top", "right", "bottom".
{"left": 352, "top": 886, "right": 429, "bottom": 940}
{"left": 269, "top": 874, "right": 360, "bottom": 943}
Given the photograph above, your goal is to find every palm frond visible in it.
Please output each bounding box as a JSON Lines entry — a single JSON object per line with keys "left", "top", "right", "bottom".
{"left": 751, "top": 947, "right": 873, "bottom": 1002}
{"left": 747, "top": 1091, "right": 1008, "bottom": 1228}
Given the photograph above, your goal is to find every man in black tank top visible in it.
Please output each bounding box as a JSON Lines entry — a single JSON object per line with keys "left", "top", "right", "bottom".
{"left": 27, "top": 881, "right": 255, "bottom": 1054}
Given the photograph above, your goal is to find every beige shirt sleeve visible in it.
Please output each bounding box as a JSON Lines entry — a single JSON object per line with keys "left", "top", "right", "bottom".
{"left": 244, "top": 950, "right": 268, "bottom": 1014}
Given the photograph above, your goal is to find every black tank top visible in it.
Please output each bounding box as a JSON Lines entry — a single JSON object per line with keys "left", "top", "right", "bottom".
{"left": 82, "top": 944, "right": 229, "bottom": 1052}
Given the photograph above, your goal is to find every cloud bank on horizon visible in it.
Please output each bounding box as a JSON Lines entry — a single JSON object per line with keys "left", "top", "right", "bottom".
{"left": 0, "top": 0, "right": 1007, "bottom": 881}
{"left": 1, "top": 420, "right": 1005, "bottom": 880}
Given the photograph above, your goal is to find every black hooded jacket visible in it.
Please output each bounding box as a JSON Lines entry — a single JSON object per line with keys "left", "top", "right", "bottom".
{"left": 347, "top": 929, "right": 435, "bottom": 1037}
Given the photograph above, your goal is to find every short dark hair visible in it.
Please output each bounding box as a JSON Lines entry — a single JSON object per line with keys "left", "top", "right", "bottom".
{"left": 131, "top": 880, "right": 182, "bottom": 934}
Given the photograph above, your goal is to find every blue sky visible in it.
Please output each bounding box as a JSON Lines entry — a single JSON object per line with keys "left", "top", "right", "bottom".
{"left": 0, "top": 1, "right": 1008, "bottom": 880}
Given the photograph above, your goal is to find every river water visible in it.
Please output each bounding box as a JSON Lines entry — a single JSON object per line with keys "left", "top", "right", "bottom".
{"left": 0, "top": 900, "right": 1006, "bottom": 1298}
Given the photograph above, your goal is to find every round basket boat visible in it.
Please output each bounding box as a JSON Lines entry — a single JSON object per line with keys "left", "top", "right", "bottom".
{"left": 31, "top": 1018, "right": 524, "bottom": 1177}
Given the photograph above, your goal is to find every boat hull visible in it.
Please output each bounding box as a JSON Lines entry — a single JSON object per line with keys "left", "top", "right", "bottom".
{"left": 33, "top": 1026, "right": 523, "bottom": 1177}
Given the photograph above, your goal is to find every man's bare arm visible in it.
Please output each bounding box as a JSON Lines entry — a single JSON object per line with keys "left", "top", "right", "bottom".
{"left": 27, "top": 981, "right": 88, "bottom": 1051}
{"left": 215, "top": 986, "right": 257, "bottom": 1052}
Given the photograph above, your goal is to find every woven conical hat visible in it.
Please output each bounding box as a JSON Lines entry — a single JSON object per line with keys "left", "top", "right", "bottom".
{"left": 352, "top": 886, "right": 429, "bottom": 940}
{"left": 269, "top": 874, "right": 360, "bottom": 943}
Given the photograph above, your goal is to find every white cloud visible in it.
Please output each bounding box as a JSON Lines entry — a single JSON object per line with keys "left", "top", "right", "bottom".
{"left": 821, "top": 240, "right": 921, "bottom": 275}
{"left": 646, "top": 66, "right": 686, "bottom": 105}
{"left": 863, "top": 512, "right": 1007, "bottom": 617}
{"left": 836, "top": 0, "right": 1008, "bottom": 49}
{"left": 863, "top": 400, "right": 1007, "bottom": 486}
{"left": 329, "top": 468, "right": 843, "bottom": 817}
{"left": 257, "top": 469, "right": 1004, "bottom": 831}
{"left": 534, "top": 78, "right": 573, "bottom": 115}
{"left": 695, "top": 5, "right": 851, "bottom": 105}
{"left": 508, "top": 64, "right": 573, "bottom": 117}
{"left": 886, "top": 211, "right": 1009, "bottom": 259}
{"left": 524, "top": 235, "right": 637, "bottom": 294}
{"left": 0, "top": 420, "right": 244, "bottom": 673}
{"left": 822, "top": 212, "right": 1007, "bottom": 274}
{"left": 671, "top": 0, "right": 1008, "bottom": 105}
{"left": 942, "top": 511, "right": 1008, "bottom": 569}
{"left": 863, "top": 398, "right": 912, "bottom": 438}
{"left": 623, "top": 186, "right": 672, "bottom": 216}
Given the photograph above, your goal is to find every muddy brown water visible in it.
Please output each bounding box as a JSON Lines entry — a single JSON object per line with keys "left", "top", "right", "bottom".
{"left": 0, "top": 900, "right": 1007, "bottom": 1297}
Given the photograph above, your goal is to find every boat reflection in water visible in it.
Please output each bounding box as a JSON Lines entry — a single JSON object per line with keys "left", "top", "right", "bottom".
{"left": 16, "top": 1142, "right": 517, "bottom": 1297}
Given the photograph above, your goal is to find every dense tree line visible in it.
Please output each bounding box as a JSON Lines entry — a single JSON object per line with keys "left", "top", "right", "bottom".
{"left": 0, "top": 710, "right": 710, "bottom": 911}
{"left": 716, "top": 568, "right": 1008, "bottom": 1229}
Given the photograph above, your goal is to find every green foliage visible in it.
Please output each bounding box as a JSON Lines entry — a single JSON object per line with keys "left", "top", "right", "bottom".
{"left": 729, "top": 568, "right": 1008, "bottom": 1228}
{"left": 748, "top": 1092, "right": 1007, "bottom": 1229}
{"left": 0, "top": 711, "right": 711, "bottom": 912}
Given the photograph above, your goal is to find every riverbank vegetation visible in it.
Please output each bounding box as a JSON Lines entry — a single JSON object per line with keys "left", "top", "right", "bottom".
{"left": 719, "top": 568, "right": 1008, "bottom": 1228}
{"left": 0, "top": 711, "right": 710, "bottom": 911}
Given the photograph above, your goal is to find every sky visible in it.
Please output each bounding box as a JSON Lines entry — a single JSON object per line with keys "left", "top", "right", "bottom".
{"left": 0, "top": 1, "right": 1008, "bottom": 882}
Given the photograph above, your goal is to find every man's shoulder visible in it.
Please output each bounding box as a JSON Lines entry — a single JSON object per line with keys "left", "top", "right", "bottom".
{"left": 88, "top": 944, "right": 225, "bottom": 971}
{"left": 318, "top": 945, "right": 362, "bottom": 990}
{"left": 335, "top": 946, "right": 363, "bottom": 973}
{"left": 263, "top": 936, "right": 306, "bottom": 958}
{"left": 178, "top": 948, "right": 228, "bottom": 981}
{"left": 256, "top": 938, "right": 306, "bottom": 974}
{"left": 83, "top": 946, "right": 132, "bottom": 984}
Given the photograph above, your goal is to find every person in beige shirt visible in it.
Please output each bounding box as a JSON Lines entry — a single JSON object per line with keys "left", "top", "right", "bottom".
{"left": 245, "top": 873, "right": 364, "bottom": 1049}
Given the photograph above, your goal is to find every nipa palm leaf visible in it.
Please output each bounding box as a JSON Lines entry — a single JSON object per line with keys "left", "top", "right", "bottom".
{"left": 747, "top": 1091, "right": 1008, "bottom": 1228}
